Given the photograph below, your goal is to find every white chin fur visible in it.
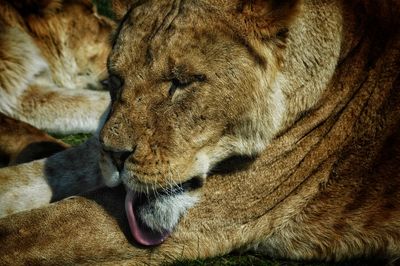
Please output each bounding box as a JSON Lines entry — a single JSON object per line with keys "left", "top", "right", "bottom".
{"left": 138, "top": 193, "right": 198, "bottom": 233}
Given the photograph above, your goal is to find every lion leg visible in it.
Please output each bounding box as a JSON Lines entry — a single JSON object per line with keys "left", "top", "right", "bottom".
{"left": 4, "top": 84, "right": 111, "bottom": 135}
{"left": 0, "top": 112, "right": 69, "bottom": 166}
{"left": 0, "top": 137, "right": 104, "bottom": 218}
{"left": 0, "top": 188, "right": 242, "bottom": 265}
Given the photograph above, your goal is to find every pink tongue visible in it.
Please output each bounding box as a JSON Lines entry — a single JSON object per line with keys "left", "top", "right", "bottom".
{"left": 125, "top": 189, "right": 171, "bottom": 246}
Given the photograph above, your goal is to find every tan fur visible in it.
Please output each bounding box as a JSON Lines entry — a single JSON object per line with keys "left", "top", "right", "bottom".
{"left": 0, "top": 112, "right": 68, "bottom": 166}
{"left": 0, "top": 0, "right": 400, "bottom": 264}
{"left": 0, "top": 0, "right": 114, "bottom": 134}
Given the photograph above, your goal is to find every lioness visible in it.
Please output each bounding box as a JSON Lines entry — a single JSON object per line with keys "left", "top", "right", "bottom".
{"left": 0, "top": 0, "right": 113, "bottom": 134}
{"left": 1, "top": 0, "right": 400, "bottom": 265}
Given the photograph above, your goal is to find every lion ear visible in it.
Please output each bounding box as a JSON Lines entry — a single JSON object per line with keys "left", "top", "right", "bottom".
{"left": 237, "top": 0, "right": 302, "bottom": 39}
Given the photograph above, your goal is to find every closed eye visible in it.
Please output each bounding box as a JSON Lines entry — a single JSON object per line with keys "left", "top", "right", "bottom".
{"left": 168, "top": 74, "right": 206, "bottom": 97}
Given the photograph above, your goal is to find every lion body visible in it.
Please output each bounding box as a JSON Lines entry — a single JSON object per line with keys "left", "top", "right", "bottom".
{"left": 0, "top": 0, "right": 112, "bottom": 134}
{"left": 0, "top": 0, "right": 400, "bottom": 264}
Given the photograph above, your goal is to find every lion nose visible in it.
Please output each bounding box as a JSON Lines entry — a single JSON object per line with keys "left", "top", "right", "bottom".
{"left": 108, "top": 150, "right": 131, "bottom": 172}
{"left": 99, "top": 136, "right": 137, "bottom": 171}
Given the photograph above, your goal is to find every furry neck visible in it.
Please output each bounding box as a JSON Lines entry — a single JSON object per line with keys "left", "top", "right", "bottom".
{"left": 277, "top": 0, "right": 343, "bottom": 131}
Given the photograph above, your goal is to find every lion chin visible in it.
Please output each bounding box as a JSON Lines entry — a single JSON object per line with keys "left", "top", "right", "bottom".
{"left": 99, "top": 154, "right": 200, "bottom": 246}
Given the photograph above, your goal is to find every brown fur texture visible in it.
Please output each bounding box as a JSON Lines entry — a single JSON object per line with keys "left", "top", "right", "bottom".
{"left": 0, "top": 0, "right": 400, "bottom": 264}
{"left": 0, "top": 112, "right": 68, "bottom": 166}
{"left": 0, "top": 0, "right": 113, "bottom": 134}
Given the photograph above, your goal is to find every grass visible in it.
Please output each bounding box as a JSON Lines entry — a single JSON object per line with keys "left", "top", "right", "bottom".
{"left": 55, "top": 133, "right": 92, "bottom": 146}
{"left": 174, "top": 255, "right": 293, "bottom": 266}
{"left": 172, "top": 254, "right": 328, "bottom": 266}
{"left": 173, "top": 255, "right": 379, "bottom": 266}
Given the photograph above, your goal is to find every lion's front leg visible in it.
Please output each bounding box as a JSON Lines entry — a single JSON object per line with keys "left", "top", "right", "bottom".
{"left": 0, "top": 137, "right": 104, "bottom": 218}
{"left": 0, "top": 187, "right": 240, "bottom": 266}
{"left": 9, "top": 84, "right": 111, "bottom": 135}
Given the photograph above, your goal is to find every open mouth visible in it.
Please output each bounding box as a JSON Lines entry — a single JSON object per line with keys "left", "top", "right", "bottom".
{"left": 125, "top": 177, "right": 203, "bottom": 246}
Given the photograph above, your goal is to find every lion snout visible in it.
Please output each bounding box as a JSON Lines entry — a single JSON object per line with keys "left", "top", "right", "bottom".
{"left": 103, "top": 148, "right": 133, "bottom": 172}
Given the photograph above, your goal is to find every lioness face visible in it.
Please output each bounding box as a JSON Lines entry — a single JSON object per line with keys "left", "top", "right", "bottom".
{"left": 99, "top": 0, "right": 299, "bottom": 245}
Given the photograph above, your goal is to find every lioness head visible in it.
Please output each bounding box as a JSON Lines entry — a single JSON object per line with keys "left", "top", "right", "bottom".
{"left": 99, "top": 0, "right": 301, "bottom": 245}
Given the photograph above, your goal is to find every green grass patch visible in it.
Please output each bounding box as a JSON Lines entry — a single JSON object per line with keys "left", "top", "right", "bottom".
{"left": 53, "top": 133, "right": 92, "bottom": 146}
{"left": 173, "top": 255, "right": 376, "bottom": 266}
{"left": 172, "top": 254, "right": 307, "bottom": 266}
